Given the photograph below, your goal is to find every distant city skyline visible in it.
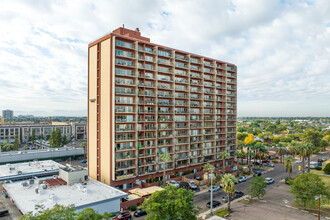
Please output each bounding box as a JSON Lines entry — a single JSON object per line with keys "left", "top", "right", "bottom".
{"left": 0, "top": 0, "right": 329, "bottom": 117}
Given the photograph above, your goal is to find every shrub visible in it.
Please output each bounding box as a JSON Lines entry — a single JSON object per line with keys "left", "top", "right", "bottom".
{"left": 214, "top": 209, "right": 230, "bottom": 217}
{"left": 315, "top": 166, "right": 322, "bottom": 170}
{"left": 242, "top": 171, "right": 250, "bottom": 175}
{"left": 272, "top": 159, "right": 278, "bottom": 163}
{"left": 130, "top": 205, "right": 137, "bottom": 211}
{"left": 285, "top": 177, "right": 293, "bottom": 185}
{"left": 323, "top": 163, "right": 330, "bottom": 174}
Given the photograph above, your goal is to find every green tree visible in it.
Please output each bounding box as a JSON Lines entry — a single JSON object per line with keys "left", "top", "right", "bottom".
{"left": 49, "top": 129, "right": 63, "bottom": 148}
{"left": 75, "top": 208, "right": 103, "bottom": 220}
{"left": 302, "top": 129, "right": 322, "bottom": 148}
{"left": 220, "top": 150, "right": 230, "bottom": 174}
{"left": 81, "top": 142, "right": 87, "bottom": 158}
{"left": 19, "top": 204, "right": 76, "bottom": 220}
{"left": 222, "top": 174, "right": 236, "bottom": 211}
{"left": 320, "top": 139, "right": 328, "bottom": 152}
{"left": 31, "top": 129, "right": 36, "bottom": 146}
{"left": 304, "top": 142, "right": 314, "bottom": 173}
{"left": 237, "top": 132, "right": 248, "bottom": 141}
{"left": 290, "top": 173, "right": 330, "bottom": 208}
{"left": 13, "top": 134, "right": 19, "bottom": 151}
{"left": 248, "top": 176, "right": 267, "bottom": 199}
{"left": 276, "top": 143, "right": 287, "bottom": 163}
{"left": 284, "top": 156, "right": 294, "bottom": 179}
{"left": 203, "top": 163, "right": 215, "bottom": 184}
{"left": 62, "top": 135, "right": 68, "bottom": 146}
{"left": 159, "top": 152, "right": 171, "bottom": 186}
{"left": 297, "top": 143, "right": 308, "bottom": 174}
{"left": 142, "top": 185, "right": 200, "bottom": 220}
{"left": 56, "top": 129, "right": 63, "bottom": 147}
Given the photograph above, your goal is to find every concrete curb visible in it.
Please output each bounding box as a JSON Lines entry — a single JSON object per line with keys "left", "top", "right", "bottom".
{"left": 285, "top": 205, "right": 330, "bottom": 219}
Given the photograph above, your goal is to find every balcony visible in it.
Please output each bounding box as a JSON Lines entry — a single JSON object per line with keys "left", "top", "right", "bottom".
{"left": 116, "top": 173, "right": 135, "bottom": 180}
{"left": 116, "top": 154, "right": 136, "bottom": 160}
{"left": 115, "top": 81, "right": 135, "bottom": 86}
{"left": 158, "top": 102, "right": 173, "bottom": 106}
{"left": 158, "top": 85, "right": 173, "bottom": 90}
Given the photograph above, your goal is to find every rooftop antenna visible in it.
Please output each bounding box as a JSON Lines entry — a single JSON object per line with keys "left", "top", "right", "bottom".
{"left": 123, "top": 24, "right": 125, "bottom": 28}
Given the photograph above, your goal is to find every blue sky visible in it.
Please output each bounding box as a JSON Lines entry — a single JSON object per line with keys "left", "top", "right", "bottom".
{"left": 0, "top": 0, "right": 329, "bottom": 117}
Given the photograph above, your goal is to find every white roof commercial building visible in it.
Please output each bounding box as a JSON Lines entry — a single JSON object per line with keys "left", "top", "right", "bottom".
{"left": 0, "top": 160, "right": 64, "bottom": 181}
{"left": 3, "top": 165, "right": 127, "bottom": 215}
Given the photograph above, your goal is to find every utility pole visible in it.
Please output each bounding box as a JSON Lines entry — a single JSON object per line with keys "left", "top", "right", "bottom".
{"left": 210, "top": 168, "right": 215, "bottom": 216}
{"left": 318, "top": 194, "right": 321, "bottom": 220}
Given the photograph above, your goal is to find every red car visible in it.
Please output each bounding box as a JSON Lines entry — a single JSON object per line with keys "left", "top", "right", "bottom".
{"left": 112, "top": 212, "right": 132, "bottom": 220}
{"left": 262, "top": 160, "right": 270, "bottom": 164}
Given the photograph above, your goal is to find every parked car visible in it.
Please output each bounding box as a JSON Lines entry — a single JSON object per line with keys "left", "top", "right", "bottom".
{"left": 166, "top": 180, "right": 180, "bottom": 187}
{"left": 238, "top": 176, "right": 247, "bottom": 183}
{"left": 196, "top": 176, "right": 203, "bottom": 181}
{"left": 321, "top": 158, "right": 328, "bottom": 162}
{"left": 262, "top": 160, "right": 270, "bottom": 164}
{"left": 253, "top": 161, "right": 260, "bottom": 165}
{"left": 113, "top": 212, "right": 132, "bottom": 220}
{"left": 82, "top": 159, "right": 87, "bottom": 164}
{"left": 265, "top": 177, "right": 274, "bottom": 184}
{"left": 1, "top": 190, "right": 8, "bottom": 198}
{"left": 134, "top": 209, "right": 147, "bottom": 217}
{"left": 179, "top": 181, "right": 190, "bottom": 189}
{"left": 222, "top": 195, "right": 234, "bottom": 202}
{"left": 188, "top": 181, "right": 198, "bottom": 190}
{"left": 295, "top": 160, "right": 302, "bottom": 164}
{"left": 234, "top": 190, "right": 244, "bottom": 198}
{"left": 253, "top": 171, "right": 262, "bottom": 176}
{"left": 317, "top": 159, "right": 323, "bottom": 163}
{"left": 305, "top": 161, "right": 318, "bottom": 169}
{"left": 206, "top": 200, "right": 221, "bottom": 208}
{"left": 0, "top": 209, "right": 9, "bottom": 217}
{"left": 209, "top": 186, "right": 220, "bottom": 192}
{"left": 262, "top": 162, "right": 274, "bottom": 167}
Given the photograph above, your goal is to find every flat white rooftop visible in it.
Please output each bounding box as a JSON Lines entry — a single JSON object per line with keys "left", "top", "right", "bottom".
{"left": 0, "top": 160, "right": 64, "bottom": 181}
{"left": 4, "top": 177, "right": 127, "bottom": 214}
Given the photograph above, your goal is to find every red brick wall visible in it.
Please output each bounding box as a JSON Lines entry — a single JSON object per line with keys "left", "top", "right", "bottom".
{"left": 120, "top": 197, "right": 145, "bottom": 210}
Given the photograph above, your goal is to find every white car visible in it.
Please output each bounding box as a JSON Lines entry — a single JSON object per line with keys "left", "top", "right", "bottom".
{"left": 166, "top": 180, "right": 180, "bottom": 187}
{"left": 295, "top": 160, "right": 302, "bottom": 164}
{"left": 188, "top": 181, "right": 198, "bottom": 189}
{"left": 265, "top": 177, "right": 274, "bottom": 184}
{"left": 238, "top": 176, "right": 247, "bottom": 183}
{"left": 208, "top": 186, "right": 220, "bottom": 192}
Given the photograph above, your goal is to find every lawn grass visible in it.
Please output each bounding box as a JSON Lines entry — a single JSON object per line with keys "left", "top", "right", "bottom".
{"left": 214, "top": 208, "right": 230, "bottom": 217}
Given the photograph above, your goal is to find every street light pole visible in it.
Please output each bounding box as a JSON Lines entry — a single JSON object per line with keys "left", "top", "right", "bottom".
{"left": 210, "top": 168, "right": 214, "bottom": 216}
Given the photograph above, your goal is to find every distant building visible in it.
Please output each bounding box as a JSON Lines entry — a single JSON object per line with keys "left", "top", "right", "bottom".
{"left": 0, "top": 122, "right": 87, "bottom": 144}
{"left": 2, "top": 109, "right": 13, "bottom": 120}
{"left": 3, "top": 165, "right": 127, "bottom": 215}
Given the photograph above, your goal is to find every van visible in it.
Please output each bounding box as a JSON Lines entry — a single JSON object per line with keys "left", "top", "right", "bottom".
{"left": 305, "top": 161, "right": 318, "bottom": 169}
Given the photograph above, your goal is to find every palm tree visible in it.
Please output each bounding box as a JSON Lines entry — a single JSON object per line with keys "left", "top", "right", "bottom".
{"left": 284, "top": 156, "right": 294, "bottom": 179}
{"left": 297, "top": 143, "right": 308, "bottom": 174}
{"left": 288, "top": 142, "right": 298, "bottom": 158}
{"left": 81, "top": 142, "right": 87, "bottom": 159}
{"left": 220, "top": 151, "right": 230, "bottom": 174}
{"left": 250, "top": 144, "right": 259, "bottom": 166}
{"left": 258, "top": 145, "right": 269, "bottom": 165}
{"left": 304, "top": 142, "right": 314, "bottom": 173}
{"left": 222, "top": 174, "right": 236, "bottom": 211}
{"left": 246, "top": 150, "right": 254, "bottom": 173}
{"left": 203, "top": 163, "right": 215, "bottom": 184}
{"left": 234, "top": 150, "right": 243, "bottom": 166}
{"left": 276, "top": 143, "right": 287, "bottom": 163}
{"left": 160, "top": 152, "right": 171, "bottom": 186}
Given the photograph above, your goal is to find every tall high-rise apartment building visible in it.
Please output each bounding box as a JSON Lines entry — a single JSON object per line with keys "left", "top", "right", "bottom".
{"left": 2, "top": 109, "right": 13, "bottom": 120}
{"left": 88, "top": 27, "right": 237, "bottom": 189}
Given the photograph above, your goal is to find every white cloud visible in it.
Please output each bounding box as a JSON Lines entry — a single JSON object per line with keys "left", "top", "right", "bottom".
{"left": 0, "top": 0, "right": 329, "bottom": 116}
